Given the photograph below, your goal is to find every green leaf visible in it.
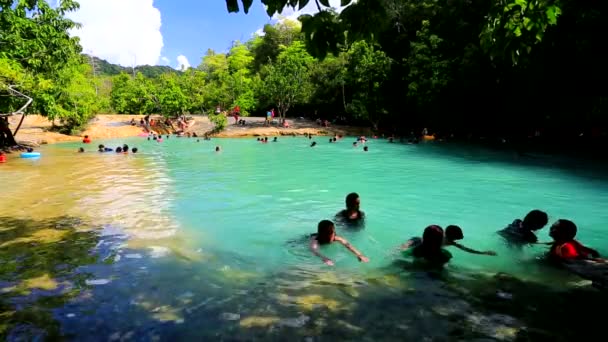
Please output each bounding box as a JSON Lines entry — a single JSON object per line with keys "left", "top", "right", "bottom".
{"left": 241, "top": 0, "right": 254, "bottom": 14}
{"left": 546, "top": 6, "right": 560, "bottom": 25}
{"left": 319, "top": 0, "right": 330, "bottom": 7}
{"left": 523, "top": 17, "right": 533, "bottom": 30}
{"left": 513, "top": 26, "right": 522, "bottom": 37}
{"left": 226, "top": 0, "right": 239, "bottom": 13}
{"left": 341, "top": 0, "right": 352, "bottom": 6}
{"left": 299, "top": 0, "right": 310, "bottom": 10}
{"left": 514, "top": 0, "right": 527, "bottom": 8}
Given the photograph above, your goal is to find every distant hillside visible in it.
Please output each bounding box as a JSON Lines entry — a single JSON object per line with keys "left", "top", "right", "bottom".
{"left": 84, "top": 55, "right": 180, "bottom": 78}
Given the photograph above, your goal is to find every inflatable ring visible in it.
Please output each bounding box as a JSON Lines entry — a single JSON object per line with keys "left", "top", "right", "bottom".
{"left": 21, "top": 152, "right": 41, "bottom": 158}
{"left": 423, "top": 135, "right": 436, "bottom": 141}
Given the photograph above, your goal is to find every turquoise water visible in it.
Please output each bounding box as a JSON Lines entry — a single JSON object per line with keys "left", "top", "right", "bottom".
{"left": 2, "top": 136, "right": 608, "bottom": 340}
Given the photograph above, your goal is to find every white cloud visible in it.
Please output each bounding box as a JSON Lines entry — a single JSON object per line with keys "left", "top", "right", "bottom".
{"left": 160, "top": 57, "right": 170, "bottom": 65}
{"left": 68, "top": 0, "right": 163, "bottom": 66}
{"left": 176, "top": 55, "right": 191, "bottom": 70}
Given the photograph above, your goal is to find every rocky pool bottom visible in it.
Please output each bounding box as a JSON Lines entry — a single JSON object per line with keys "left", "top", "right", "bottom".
{"left": 1, "top": 216, "right": 606, "bottom": 341}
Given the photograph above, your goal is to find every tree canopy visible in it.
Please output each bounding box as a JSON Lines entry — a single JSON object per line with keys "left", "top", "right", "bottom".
{"left": 2, "top": 0, "right": 607, "bottom": 148}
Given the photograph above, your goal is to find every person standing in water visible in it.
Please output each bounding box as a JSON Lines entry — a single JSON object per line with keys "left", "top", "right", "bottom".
{"left": 498, "top": 209, "right": 549, "bottom": 245}
{"left": 310, "top": 220, "right": 369, "bottom": 266}
{"left": 401, "top": 225, "right": 452, "bottom": 268}
{"left": 336, "top": 192, "right": 365, "bottom": 224}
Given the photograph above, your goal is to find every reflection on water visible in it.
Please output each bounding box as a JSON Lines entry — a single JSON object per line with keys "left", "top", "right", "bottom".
{"left": 1, "top": 138, "right": 608, "bottom": 340}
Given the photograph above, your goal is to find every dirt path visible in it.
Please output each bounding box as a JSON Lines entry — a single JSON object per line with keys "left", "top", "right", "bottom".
{"left": 9, "top": 114, "right": 370, "bottom": 146}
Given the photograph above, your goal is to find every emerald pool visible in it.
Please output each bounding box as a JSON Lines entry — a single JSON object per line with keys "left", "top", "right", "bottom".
{"left": 1, "top": 136, "right": 608, "bottom": 340}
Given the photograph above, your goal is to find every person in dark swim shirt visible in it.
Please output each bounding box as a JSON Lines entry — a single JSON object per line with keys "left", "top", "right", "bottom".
{"left": 401, "top": 225, "right": 452, "bottom": 267}
{"left": 309, "top": 220, "right": 369, "bottom": 266}
{"left": 336, "top": 192, "right": 365, "bottom": 225}
{"left": 498, "top": 209, "right": 548, "bottom": 245}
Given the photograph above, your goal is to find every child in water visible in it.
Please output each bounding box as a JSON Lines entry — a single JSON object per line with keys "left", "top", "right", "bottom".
{"left": 401, "top": 225, "right": 452, "bottom": 267}
{"left": 444, "top": 225, "right": 497, "bottom": 255}
{"left": 548, "top": 219, "right": 601, "bottom": 262}
{"left": 310, "top": 220, "right": 369, "bottom": 266}
{"left": 498, "top": 209, "right": 548, "bottom": 244}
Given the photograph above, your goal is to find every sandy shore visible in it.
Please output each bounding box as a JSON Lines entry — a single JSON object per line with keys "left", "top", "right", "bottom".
{"left": 8, "top": 114, "right": 370, "bottom": 146}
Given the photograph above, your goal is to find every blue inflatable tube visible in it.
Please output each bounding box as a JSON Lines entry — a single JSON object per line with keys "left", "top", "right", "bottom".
{"left": 20, "top": 152, "right": 41, "bottom": 158}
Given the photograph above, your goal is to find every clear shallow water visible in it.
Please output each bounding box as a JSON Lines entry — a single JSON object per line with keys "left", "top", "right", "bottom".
{"left": 1, "top": 136, "right": 608, "bottom": 340}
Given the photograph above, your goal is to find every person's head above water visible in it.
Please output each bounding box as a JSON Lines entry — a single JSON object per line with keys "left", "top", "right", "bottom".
{"left": 445, "top": 225, "right": 464, "bottom": 242}
{"left": 122, "top": 144, "right": 129, "bottom": 151}
{"left": 131, "top": 147, "right": 138, "bottom": 153}
{"left": 116, "top": 147, "right": 122, "bottom": 153}
{"left": 363, "top": 146, "right": 369, "bottom": 152}
{"left": 523, "top": 209, "right": 549, "bottom": 231}
{"left": 549, "top": 219, "right": 577, "bottom": 242}
{"left": 78, "top": 147, "right": 84, "bottom": 153}
{"left": 316, "top": 220, "right": 336, "bottom": 244}
{"left": 421, "top": 225, "right": 445, "bottom": 250}
{"left": 215, "top": 146, "right": 221, "bottom": 152}
{"left": 345, "top": 192, "right": 360, "bottom": 211}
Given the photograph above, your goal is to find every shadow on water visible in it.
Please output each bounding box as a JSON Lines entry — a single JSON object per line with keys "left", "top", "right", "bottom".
{"left": 0, "top": 216, "right": 107, "bottom": 340}
{"left": 411, "top": 141, "right": 608, "bottom": 182}
{"left": 195, "top": 261, "right": 608, "bottom": 341}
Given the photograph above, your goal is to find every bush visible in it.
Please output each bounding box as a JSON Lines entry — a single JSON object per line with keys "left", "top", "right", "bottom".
{"left": 209, "top": 113, "right": 228, "bottom": 132}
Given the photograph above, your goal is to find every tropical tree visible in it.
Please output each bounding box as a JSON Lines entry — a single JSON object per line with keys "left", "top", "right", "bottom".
{"left": 262, "top": 41, "right": 314, "bottom": 121}
{"left": 0, "top": 0, "right": 86, "bottom": 145}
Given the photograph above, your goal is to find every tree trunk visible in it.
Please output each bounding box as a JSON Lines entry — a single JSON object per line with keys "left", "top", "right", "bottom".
{"left": 13, "top": 114, "right": 26, "bottom": 137}
{"left": 0, "top": 118, "right": 18, "bottom": 148}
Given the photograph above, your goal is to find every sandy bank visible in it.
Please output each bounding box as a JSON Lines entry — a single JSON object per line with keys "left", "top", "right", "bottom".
{"left": 8, "top": 114, "right": 369, "bottom": 146}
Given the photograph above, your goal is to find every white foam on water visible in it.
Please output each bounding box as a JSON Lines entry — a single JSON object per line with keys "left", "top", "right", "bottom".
{"left": 85, "top": 279, "right": 111, "bottom": 286}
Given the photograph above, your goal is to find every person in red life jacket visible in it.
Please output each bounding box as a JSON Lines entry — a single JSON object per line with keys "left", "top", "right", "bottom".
{"left": 0, "top": 151, "right": 6, "bottom": 163}
{"left": 82, "top": 135, "right": 92, "bottom": 144}
{"left": 549, "top": 219, "right": 601, "bottom": 262}
{"left": 233, "top": 105, "right": 240, "bottom": 124}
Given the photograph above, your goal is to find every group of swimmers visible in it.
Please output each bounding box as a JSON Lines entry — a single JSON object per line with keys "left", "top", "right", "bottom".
{"left": 311, "top": 193, "right": 604, "bottom": 270}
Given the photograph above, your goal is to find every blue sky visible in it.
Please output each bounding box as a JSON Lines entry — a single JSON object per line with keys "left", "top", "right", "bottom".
{"left": 66, "top": 0, "right": 343, "bottom": 69}
{"left": 156, "top": 0, "right": 271, "bottom": 66}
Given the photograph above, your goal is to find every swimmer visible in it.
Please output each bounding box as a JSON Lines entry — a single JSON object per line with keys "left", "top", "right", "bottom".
{"left": 336, "top": 192, "right": 365, "bottom": 223}
{"left": 78, "top": 147, "right": 85, "bottom": 153}
{"left": 363, "top": 146, "right": 369, "bottom": 152}
{"left": 310, "top": 220, "right": 369, "bottom": 266}
{"left": 82, "top": 135, "right": 91, "bottom": 143}
{"left": 498, "top": 209, "right": 548, "bottom": 245}
{"left": 215, "top": 146, "right": 221, "bottom": 152}
{"left": 310, "top": 141, "right": 317, "bottom": 147}
{"left": 329, "top": 138, "right": 333, "bottom": 143}
{"left": 353, "top": 142, "right": 357, "bottom": 147}
{"left": 26, "top": 147, "right": 33, "bottom": 153}
{"left": 401, "top": 225, "right": 452, "bottom": 267}
{"left": 122, "top": 144, "right": 129, "bottom": 153}
{"left": 197, "top": 139, "right": 200, "bottom": 142}
{"left": 0, "top": 151, "right": 6, "bottom": 163}
{"left": 98, "top": 144, "right": 105, "bottom": 152}
{"left": 116, "top": 147, "right": 122, "bottom": 153}
{"left": 549, "top": 219, "right": 601, "bottom": 262}
{"left": 131, "top": 147, "right": 138, "bottom": 153}
{"left": 273, "top": 137, "right": 278, "bottom": 142}
{"left": 444, "top": 225, "right": 497, "bottom": 256}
